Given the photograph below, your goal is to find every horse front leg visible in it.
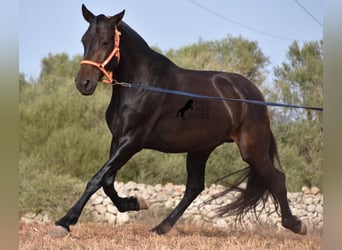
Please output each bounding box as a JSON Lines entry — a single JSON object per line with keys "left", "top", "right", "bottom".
{"left": 102, "top": 137, "right": 148, "bottom": 212}
{"left": 102, "top": 172, "right": 148, "bottom": 212}
{"left": 48, "top": 139, "right": 140, "bottom": 237}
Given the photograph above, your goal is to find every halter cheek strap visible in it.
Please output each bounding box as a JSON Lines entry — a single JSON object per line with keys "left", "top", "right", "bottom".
{"left": 80, "top": 26, "right": 121, "bottom": 84}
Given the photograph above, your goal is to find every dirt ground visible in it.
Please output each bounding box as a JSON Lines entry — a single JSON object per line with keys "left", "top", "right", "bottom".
{"left": 19, "top": 221, "right": 322, "bottom": 250}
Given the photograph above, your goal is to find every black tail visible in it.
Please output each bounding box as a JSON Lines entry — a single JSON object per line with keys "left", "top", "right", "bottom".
{"left": 213, "top": 130, "right": 281, "bottom": 221}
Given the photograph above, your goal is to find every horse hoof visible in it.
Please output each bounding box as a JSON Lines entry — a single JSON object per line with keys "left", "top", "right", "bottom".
{"left": 48, "top": 225, "right": 69, "bottom": 238}
{"left": 151, "top": 224, "right": 171, "bottom": 235}
{"left": 138, "top": 198, "right": 149, "bottom": 210}
{"left": 283, "top": 217, "right": 307, "bottom": 235}
{"left": 298, "top": 222, "right": 307, "bottom": 235}
{"left": 150, "top": 226, "right": 161, "bottom": 235}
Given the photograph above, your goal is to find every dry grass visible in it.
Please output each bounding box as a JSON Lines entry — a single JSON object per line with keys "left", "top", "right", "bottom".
{"left": 19, "top": 221, "right": 322, "bottom": 250}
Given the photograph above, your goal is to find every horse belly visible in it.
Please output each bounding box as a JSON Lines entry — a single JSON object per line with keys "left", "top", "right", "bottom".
{"left": 145, "top": 114, "right": 233, "bottom": 153}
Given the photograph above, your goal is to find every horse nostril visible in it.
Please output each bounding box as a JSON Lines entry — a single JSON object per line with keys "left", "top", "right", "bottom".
{"left": 76, "top": 77, "right": 95, "bottom": 95}
{"left": 82, "top": 79, "right": 91, "bottom": 89}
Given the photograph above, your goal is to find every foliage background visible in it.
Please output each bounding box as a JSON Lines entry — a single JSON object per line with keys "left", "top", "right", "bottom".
{"left": 19, "top": 37, "right": 322, "bottom": 218}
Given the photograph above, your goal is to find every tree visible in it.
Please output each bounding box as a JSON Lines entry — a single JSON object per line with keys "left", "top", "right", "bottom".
{"left": 40, "top": 53, "right": 83, "bottom": 79}
{"left": 270, "top": 40, "right": 323, "bottom": 190}
{"left": 165, "top": 36, "right": 269, "bottom": 86}
{"left": 272, "top": 40, "right": 323, "bottom": 123}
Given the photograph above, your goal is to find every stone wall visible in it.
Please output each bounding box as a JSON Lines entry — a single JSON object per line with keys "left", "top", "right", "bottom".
{"left": 84, "top": 181, "right": 323, "bottom": 230}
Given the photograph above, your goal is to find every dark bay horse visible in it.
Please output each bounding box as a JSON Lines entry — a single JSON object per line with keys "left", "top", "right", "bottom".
{"left": 50, "top": 4, "right": 306, "bottom": 237}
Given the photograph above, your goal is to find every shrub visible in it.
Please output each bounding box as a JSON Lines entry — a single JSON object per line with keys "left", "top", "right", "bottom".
{"left": 19, "top": 154, "right": 84, "bottom": 218}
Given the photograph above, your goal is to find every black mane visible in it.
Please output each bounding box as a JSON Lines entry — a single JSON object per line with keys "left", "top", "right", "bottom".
{"left": 118, "top": 21, "right": 176, "bottom": 68}
{"left": 119, "top": 22, "right": 151, "bottom": 52}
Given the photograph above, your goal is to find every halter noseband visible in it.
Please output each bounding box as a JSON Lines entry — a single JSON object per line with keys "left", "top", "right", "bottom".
{"left": 80, "top": 26, "right": 121, "bottom": 84}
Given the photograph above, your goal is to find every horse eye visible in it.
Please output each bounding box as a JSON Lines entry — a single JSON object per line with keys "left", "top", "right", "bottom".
{"left": 102, "top": 41, "right": 109, "bottom": 47}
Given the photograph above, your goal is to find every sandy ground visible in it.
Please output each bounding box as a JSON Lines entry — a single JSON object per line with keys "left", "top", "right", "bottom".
{"left": 19, "top": 221, "right": 322, "bottom": 250}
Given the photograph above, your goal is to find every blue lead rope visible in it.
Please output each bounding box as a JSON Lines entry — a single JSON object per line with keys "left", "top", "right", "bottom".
{"left": 115, "top": 81, "right": 323, "bottom": 111}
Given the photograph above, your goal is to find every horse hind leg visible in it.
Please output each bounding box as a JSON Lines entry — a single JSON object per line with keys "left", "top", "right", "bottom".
{"left": 151, "top": 148, "right": 214, "bottom": 235}
{"left": 234, "top": 130, "right": 306, "bottom": 235}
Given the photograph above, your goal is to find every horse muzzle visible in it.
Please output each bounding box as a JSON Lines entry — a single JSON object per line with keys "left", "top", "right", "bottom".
{"left": 75, "top": 77, "right": 98, "bottom": 95}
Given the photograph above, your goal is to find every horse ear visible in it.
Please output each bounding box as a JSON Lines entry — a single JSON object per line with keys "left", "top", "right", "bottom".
{"left": 82, "top": 4, "right": 95, "bottom": 23}
{"left": 110, "top": 10, "right": 125, "bottom": 25}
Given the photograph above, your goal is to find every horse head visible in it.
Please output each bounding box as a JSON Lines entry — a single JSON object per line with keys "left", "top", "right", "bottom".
{"left": 75, "top": 4, "right": 125, "bottom": 95}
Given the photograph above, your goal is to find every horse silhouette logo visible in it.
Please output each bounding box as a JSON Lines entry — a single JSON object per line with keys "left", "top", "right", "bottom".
{"left": 176, "top": 99, "right": 193, "bottom": 120}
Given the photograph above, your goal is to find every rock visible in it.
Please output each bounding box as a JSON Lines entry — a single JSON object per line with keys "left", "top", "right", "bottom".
{"left": 103, "top": 197, "right": 111, "bottom": 206}
{"left": 192, "top": 214, "right": 202, "bottom": 223}
{"left": 146, "top": 185, "right": 155, "bottom": 195}
{"left": 296, "top": 209, "right": 307, "bottom": 217}
{"left": 155, "top": 192, "right": 168, "bottom": 202}
{"left": 215, "top": 218, "right": 228, "bottom": 228}
{"left": 165, "top": 199, "right": 174, "bottom": 208}
{"left": 105, "top": 213, "right": 116, "bottom": 224}
{"left": 154, "top": 183, "right": 163, "bottom": 192}
{"left": 301, "top": 186, "right": 310, "bottom": 194}
{"left": 312, "top": 216, "right": 321, "bottom": 225}
{"left": 307, "top": 204, "right": 316, "bottom": 213}
{"left": 97, "top": 189, "right": 106, "bottom": 197}
{"left": 316, "top": 204, "right": 323, "bottom": 214}
{"left": 95, "top": 204, "right": 107, "bottom": 214}
{"left": 107, "top": 204, "right": 117, "bottom": 214}
{"left": 21, "top": 217, "right": 34, "bottom": 224}
{"left": 164, "top": 182, "right": 174, "bottom": 195}
{"left": 207, "top": 211, "right": 217, "bottom": 219}
{"left": 78, "top": 182, "right": 323, "bottom": 230}
{"left": 126, "top": 181, "right": 137, "bottom": 190}
{"left": 137, "top": 183, "right": 146, "bottom": 190}
{"left": 311, "top": 186, "right": 320, "bottom": 195}
{"left": 42, "top": 214, "right": 50, "bottom": 223}
{"left": 92, "top": 196, "right": 103, "bottom": 205}
{"left": 91, "top": 210, "right": 100, "bottom": 220}
{"left": 304, "top": 197, "right": 313, "bottom": 205}
{"left": 116, "top": 213, "right": 130, "bottom": 225}
{"left": 24, "top": 212, "right": 36, "bottom": 219}
{"left": 174, "top": 185, "right": 185, "bottom": 194}
{"left": 35, "top": 214, "right": 43, "bottom": 222}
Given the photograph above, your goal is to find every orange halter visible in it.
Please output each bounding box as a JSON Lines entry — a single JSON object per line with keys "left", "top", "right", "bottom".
{"left": 80, "top": 26, "right": 121, "bottom": 84}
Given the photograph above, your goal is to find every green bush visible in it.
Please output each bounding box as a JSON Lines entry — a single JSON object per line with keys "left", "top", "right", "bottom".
{"left": 117, "top": 150, "right": 187, "bottom": 185}
{"left": 19, "top": 154, "right": 84, "bottom": 218}
{"left": 37, "top": 125, "right": 110, "bottom": 180}
{"left": 206, "top": 143, "right": 245, "bottom": 186}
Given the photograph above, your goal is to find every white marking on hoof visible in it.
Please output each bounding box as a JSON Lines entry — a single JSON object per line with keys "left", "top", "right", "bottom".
{"left": 298, "top": 222, "right": 307, "bottom": 235}
{"left": 48, "top": 225, "right": 69, "bottom": 238}
{"left": 138, "top": 198, "right": 149, "bottom": 210}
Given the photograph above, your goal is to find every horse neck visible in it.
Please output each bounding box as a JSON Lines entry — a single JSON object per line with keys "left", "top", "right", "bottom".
{"left": 114, "top": 26, "right": 177, "bottom": 85}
